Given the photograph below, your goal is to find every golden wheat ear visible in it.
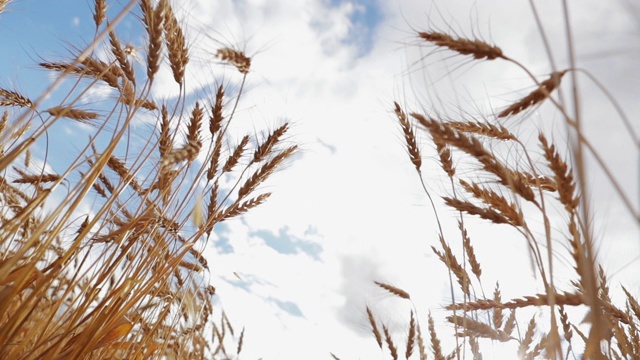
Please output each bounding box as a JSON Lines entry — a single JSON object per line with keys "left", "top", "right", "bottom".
{"left": 418, "top": 31, "right": 505, "bottom": 60}
{"left": 498, "top": 70, "right": 567, "bottom": 118}
{"left": 216, "top": 48, "right": 251, "bottom": 74}
{"left": 0, "top": 89, "right": 33, "bottom": 108}
{"left": 140, "top": 0, "right": 164, "bottom": 82}
{"left": 365, "top": 306, "right": 383, "bottom": 349}
{"left": 393, "top": 102, "right": 422, "bottom": 174}
{"left": 383, "top": 324, "right": 399, "bottom": 360}
{"left": 162, "top": 3, "right": 188, "bottom": 86}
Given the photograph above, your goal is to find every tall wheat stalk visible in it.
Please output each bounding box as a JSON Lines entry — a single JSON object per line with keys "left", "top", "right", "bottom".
{"left": 357, "top": 4, "right": 639, "bottom": 360}
{"left": 0, "top": 1, "right": 294, "bottom": 359}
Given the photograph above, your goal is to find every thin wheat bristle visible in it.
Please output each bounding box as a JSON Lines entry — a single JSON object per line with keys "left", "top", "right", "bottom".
{"left": 46, "top": 106, "right": 100, "bottom": 121}
{"left": 498, "top": 70, "right": 567, "bottom": 118}
{"left": 374, "top": 281, "right": 411, "bottom": 300}
{"left": 418, "top": 31, "right": 505, "bottom": 60}
{"left": 163, "top": 4, "right": 189, "bottom": 85}
{"left": 394, "top": 102, "right": 422, "bottom": 173}
{"left": 366, "top": 306, "right": 383, "bottom": 349}
{"left": 0, "top": 89, "right": 33, "bottom": 108}
{"left": 216, "top": 48, "right": 251, "bottom": 74}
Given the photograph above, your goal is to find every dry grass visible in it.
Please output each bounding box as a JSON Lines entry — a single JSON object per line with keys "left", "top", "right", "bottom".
{"left": 362, "top": 6, "right": 639, "bottom": 360}
{"left": 0, "top": 1, "right": 295, "bottom": 359}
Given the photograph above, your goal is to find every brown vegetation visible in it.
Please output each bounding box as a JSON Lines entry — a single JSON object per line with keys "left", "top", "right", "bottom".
{"left": 0, "top": 1, "right": 294, "bottom": 359}
{"left": 358, "top": 6, "right": 640, "bottom": 360}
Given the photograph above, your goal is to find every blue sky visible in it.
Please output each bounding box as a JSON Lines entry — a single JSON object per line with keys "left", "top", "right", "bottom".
{"left": 2, "top": 0, "right": 639, "bottom": 359}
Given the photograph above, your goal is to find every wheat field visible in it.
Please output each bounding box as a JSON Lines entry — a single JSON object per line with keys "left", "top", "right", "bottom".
{"left": 0, "top": 0, "right": 638, "bottom": 359}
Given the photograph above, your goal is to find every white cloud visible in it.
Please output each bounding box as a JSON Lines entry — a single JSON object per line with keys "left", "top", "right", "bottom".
{"left": 168, "top": 0, "right": 640, "bottom": 358}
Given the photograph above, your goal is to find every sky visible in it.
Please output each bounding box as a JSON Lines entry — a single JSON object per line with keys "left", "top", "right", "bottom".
{"left": 1, "top": 0, "right": 639, "bottom": 359}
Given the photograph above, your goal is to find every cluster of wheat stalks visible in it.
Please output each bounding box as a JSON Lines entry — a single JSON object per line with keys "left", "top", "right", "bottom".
{"left": 355, "top": 9, "right": 640, "bottom": 360}
{"left": 0, "top": 1, "right": 295, "bottom": 359}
